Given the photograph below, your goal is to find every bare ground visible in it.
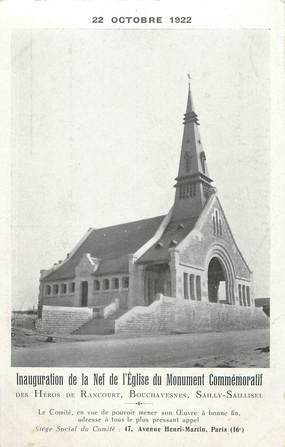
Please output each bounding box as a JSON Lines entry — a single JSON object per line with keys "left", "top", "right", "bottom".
{"left": 11, "top": 325, "right": 269, "bottom": 368}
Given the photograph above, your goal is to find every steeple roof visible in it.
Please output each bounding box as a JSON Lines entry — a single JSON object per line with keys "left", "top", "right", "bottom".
{"left": 176, "top": 81, "right": 212, "bottom": 182}
{"left": 171, "top": 79, "right": 215, "bottom": 222}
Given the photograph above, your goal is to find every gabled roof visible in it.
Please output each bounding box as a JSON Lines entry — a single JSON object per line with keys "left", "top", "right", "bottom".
{"left": 137, "top": 216, "right": 198, "bottom": 264}
{"left": 44, "top": 215, "right": 165, "bottom": 281}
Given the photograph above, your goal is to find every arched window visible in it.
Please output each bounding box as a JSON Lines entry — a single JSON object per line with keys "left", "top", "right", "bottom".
{"left": 196, "top": 276, "right": 201, "bottom": 301}
{"left": 213, "top": 210, "right": 222, "bottom": 237}
{"left": 45, "top": 285, "right": 51, "bottom": 296}
{"left": 183, "top": 273, "right": 189, "bottom": 299}
{"left": 61, "top": 284, "right": 67, "bottom": 294}
{"left": 190, "top": 274, "right": 195, "bottom": 300}
{"left": 103, "top": 279, "right": 110, "bottom": 290}
{"left": 238, "top": 284, "right": 242, "bottom": 306}
{"left": 215, "top": 211, "right": 220, "bottom": 236}
{"left": 122, "top": 277, "right": 129, "bottom": 289}
{"left": 246, "top": 286, "right": 251, "bottom": 306}
{"left": 112, "top": 278, "right": 119, "bottom": 289}
{"left": 94, "top": 280, "right": 100, "bottom": 291}
{"left": 213, "top": 216, "right": 216, "bottom": 236}
{"left": 219, "top": 219, "right": 222, "bottom": 236}
{"left": 53, "top": 284, "right": 59, "bottom": 295}
{"left": 200, "top": 151, "right": 206, "bottom": 173}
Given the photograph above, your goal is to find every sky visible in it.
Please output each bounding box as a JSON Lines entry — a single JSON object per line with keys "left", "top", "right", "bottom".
{"left": 11, "top": 29, "right": 270, "bottom": 309}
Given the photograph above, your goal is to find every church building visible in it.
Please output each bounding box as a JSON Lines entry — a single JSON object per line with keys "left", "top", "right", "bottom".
{"left": 37, "top": 81, "right": 268, "bottom": 335}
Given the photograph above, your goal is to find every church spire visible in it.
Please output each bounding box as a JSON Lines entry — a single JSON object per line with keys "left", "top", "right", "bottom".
{"left": 172, "top": 78, "right": 215, "bottom": 221}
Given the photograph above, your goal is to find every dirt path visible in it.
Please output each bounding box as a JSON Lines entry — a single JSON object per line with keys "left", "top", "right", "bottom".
{"left": 12, "top": 328, "right": 269, "bottom": 368}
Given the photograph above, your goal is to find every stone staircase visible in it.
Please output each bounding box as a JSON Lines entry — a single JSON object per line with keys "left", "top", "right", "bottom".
{"left": 262, "top": 304, "right": 270, "bottom": 317}
{"left": 73, "top": 308, "right": 127, "bottom": 335}
{"left": 36, "top": 306, "right": 93, "bottom": 335}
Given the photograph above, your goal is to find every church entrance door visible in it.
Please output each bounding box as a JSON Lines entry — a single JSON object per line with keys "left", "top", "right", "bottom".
{"left": 81, "top": 281, "right": 88, "bottom": 307}
{"left": 144, "top": 264, "right": 171, "bottom": 305}
{"left": 207, "top": 257, "right": 228, "bottom": 304}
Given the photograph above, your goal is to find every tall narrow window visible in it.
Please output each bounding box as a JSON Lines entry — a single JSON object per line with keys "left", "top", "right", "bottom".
{"left": 246, "top": 286, "right": 251, "bottom": 306}
{"left": 53, "top": 284, "right": 59, "bottom": 295}
{"left": 213, "top": 216, "right": 216, "bottom": 236}
{"left": 70, "top": 282, "right": 75, "bottom": 293}
{"left": 190, "top": 274, "right": 195, "bottom": 300}
{"left": 196, "top": 276, "right": 201, "bottom": 301}
{"left": 45, "top": 285, "right": 51, "bottom": 296}
{"left": 200, "top": 152, "right": 206, "bottom": 173}
{"left": 219, "top": 219, "right": 222, "bottom": 236}
{"left": 238, "top": 284, "right": 242, "bottom": 306}
{"left": 154, "top": 279, "right": 159, "bottom": 295}
{"left": 94, "top": 280, "right": 100, "bottom": 291}
{"left": 187, "top": 183, "right": 191, "bottom": 197}
{"left": 184, "top": 151, "right": 191, "bottom": 172}
{"left": 183, "top": 273, "right": 189, "bottom": 299}
{"left": 213, "top": 210, "right": 222, "bottom": 237}
{"left": 215, "top": 211, "right": 219, "bottom": 235}
{"left": 112, "top": 278, "right": 119, "bottom": 289}
{"left": 242, "top": 285, "right": 247, "bottom": 306}
{"left": 122, "top": 277, "right": 129, "bottom": 289}
{"left": 103, "top": 279, "right": 110, "bottom": 290}
{"left": 61, "top": 284, "right": 67, "bottom": 295}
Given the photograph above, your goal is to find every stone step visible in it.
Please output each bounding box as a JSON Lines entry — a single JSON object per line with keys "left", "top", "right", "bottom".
{"left": 73, "top": 318, "right": 115, "bottom": 335}
{"left": 104, "top": 308, "right": 128, "bottom": 320}
{"left": 73, "top": 308, "right": 129, "bottom": 335}
{"left": 262, "top": 305, "right": 270, "bottom": 317}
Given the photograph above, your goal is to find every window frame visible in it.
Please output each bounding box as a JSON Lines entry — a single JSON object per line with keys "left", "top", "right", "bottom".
{"left": 94, "top": 279, "right": 100, "bottom": 291}
{"left": 103, "top": 278, "right": 110, "bottom": 290}
{"left": 112, "top": 278, "right": 119, "bottom": 290}
{"left": 122, "top": 276, "right": 129, "bottom": 289}
{"left": 69, "top": 282, "right": 75, "bottom": 294}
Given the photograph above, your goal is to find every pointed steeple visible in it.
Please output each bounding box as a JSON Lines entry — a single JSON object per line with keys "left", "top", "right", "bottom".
{"left": 172, "top": 78, "right": 215, "bottom": 221}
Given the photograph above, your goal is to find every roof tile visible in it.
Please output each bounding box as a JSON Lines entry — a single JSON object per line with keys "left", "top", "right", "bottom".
{"left": 44, "top": 215, "right": 165, "bottom": 281}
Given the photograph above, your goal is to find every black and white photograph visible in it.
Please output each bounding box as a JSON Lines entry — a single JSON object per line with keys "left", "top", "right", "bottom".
{"left": 2, "top": 1, "right": 285, "bottom": 446}
{"left": 11, "top": 29, "right": 270, "bottom": 368}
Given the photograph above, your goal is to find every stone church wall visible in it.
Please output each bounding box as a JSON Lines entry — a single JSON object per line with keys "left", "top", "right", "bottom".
{"left": 174, "top": 300, "right": 269, "bottom": 333}
{"left": 174, "top": 263, "right": 207, "bottom": 302}
{"left": 180, "top": 199, "right": 251, "bottom": 281}
{"left": 36, "top": 305, "right": 93, "bottom": 334}
{"left": 42, "top": 289, "right": 128, "bottom": 309}
{"left": 115, "top": 294, "right": 269, "bottom": 336}
{"left": 41, "top": 273, "right": 129, "bottom": 310}
{"left": 41, "top": 279, "right": 79, "bottom": 308}
{"left": 88, "top": 290, "right": 128, "bottom": 309}
{"left": 42, "top": 294, "right": 78, "bottom": 307}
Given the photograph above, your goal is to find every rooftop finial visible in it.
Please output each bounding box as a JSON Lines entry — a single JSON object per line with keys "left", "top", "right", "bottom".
{"left": 187, "top": 72, "right": 191, "bottom": 86}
